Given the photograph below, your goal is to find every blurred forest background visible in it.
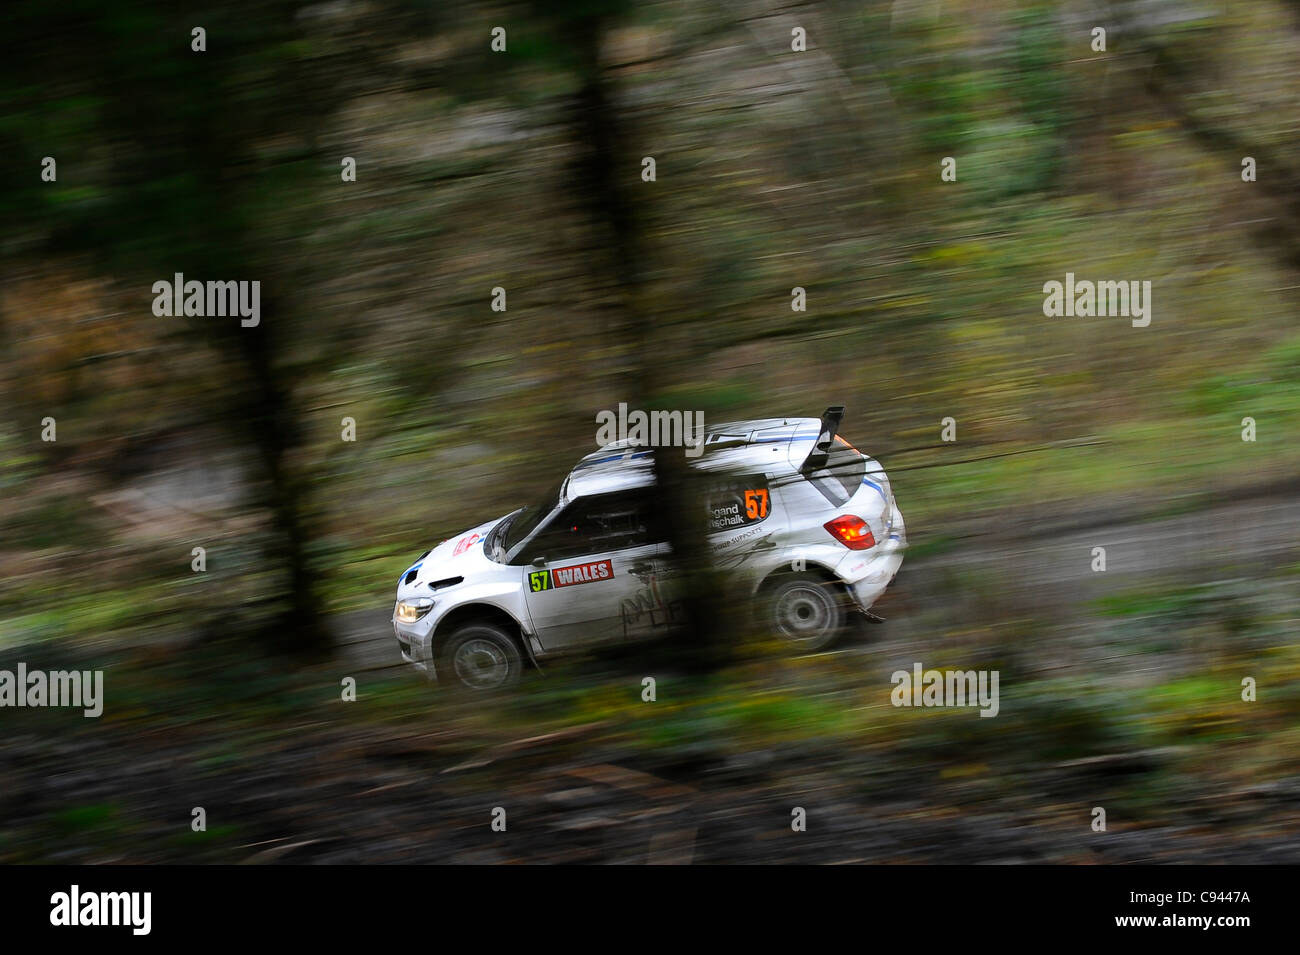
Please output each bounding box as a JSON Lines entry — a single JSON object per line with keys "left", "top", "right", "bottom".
{"left": 2, "top": 0, "right": 1299, "bottom": 862}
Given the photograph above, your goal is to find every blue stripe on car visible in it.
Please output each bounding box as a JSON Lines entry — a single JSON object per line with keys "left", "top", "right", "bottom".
{"left": 573, "top": 449, "right": 655, "bottom": 470}
{"left": 862, "top": 477, "right": 888, "bottom": 502}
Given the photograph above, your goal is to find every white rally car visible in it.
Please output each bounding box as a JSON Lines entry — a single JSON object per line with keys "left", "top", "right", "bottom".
{"left": 393, "top": 407, "right": 906, "bottom": 690}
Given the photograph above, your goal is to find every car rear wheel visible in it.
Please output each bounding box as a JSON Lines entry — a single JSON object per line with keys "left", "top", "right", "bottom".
{"left": 768, "top": 575, "right": 845, "bottom": 652}
{"left": 442, "top": 623, "right": 523, "bottom": 691}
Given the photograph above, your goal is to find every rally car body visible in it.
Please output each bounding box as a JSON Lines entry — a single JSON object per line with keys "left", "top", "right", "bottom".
{"left": 393, "top": 407, "right": 906, "bottom": 687}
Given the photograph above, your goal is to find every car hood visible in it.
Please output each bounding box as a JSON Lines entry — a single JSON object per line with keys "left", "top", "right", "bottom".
{"left": 396, "top": 514, "right": 510, "bottom": 598}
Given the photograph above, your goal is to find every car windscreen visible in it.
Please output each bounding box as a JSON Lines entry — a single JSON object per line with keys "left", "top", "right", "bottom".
{"left": 502, "top": 478, "right": 565, "bottom": 553}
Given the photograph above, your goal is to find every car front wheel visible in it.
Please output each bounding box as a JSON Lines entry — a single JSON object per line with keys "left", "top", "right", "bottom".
{"left": 442, "top": 623, "right": 523, "bottom": 691}
{"left": 767, "top": 575, "right": 845, "bottom": 652}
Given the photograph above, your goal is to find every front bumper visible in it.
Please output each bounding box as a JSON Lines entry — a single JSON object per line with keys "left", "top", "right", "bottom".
{"left": 392, "top": 617, "right": 438, "bottom": 681}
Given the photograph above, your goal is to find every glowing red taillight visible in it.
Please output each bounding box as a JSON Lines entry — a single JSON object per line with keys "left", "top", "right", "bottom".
{"left": 823, "top": 515, "right": 876, "bottom": 550}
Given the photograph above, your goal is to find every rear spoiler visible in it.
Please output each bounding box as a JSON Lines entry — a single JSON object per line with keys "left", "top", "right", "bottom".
{"left": 799, "top": 405, "right": 845, "bottom": 472}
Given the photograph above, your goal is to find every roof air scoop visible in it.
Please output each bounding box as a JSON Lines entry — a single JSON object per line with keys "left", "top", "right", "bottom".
{"left": 702, "top": 431, "right": 750, "bottom": 454}
{"left": 800, "top": 405, "right": 845, "bottom": 473}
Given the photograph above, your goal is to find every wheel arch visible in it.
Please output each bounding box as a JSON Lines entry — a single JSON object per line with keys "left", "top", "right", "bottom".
{"left": 430, "top": 602, "right": 534, "bottom": 669}
{"left": 754, "top": 559, "right": 845, "bottom": 597}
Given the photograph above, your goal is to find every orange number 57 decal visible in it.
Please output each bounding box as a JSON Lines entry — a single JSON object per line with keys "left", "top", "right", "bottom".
{"left": 744, "top": 489, "right": 769, "bottom": 520}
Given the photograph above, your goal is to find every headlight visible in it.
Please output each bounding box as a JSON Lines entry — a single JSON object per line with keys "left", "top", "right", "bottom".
{"left": 395, "top": 597, "right": 435, "bottom": 624}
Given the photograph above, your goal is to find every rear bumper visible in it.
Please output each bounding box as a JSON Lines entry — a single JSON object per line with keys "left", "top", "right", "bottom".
{"left": 841, "top": 505, "right": 907, "bottom": 612}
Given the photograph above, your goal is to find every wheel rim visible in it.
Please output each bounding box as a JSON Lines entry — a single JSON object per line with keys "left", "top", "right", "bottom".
{"left": 453, "top": 637, "right": 511, "bottom": 689}
{"left": 774, "top": 584, "right": 836, "bottom": 644}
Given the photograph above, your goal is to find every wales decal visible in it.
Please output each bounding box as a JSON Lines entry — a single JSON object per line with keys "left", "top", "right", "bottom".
{"left": 529, "top": 559, "right": 614, "bottom": 592}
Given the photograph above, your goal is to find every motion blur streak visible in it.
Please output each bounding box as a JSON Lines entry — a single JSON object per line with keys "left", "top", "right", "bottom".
{"left": 1, "top": 0, "right": 1298, "bottom": 863}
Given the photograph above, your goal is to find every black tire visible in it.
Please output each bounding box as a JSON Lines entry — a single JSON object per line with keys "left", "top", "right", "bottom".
{"left": 767, "top": 574, "right": 846, "bottom": 652}
{"left": 441, "top": 622, "right": 524, "bottom": 691}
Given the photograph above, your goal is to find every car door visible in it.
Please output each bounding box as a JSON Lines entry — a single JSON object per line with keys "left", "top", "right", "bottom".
{"left": 520, "top": 489, "right": 668, "bottom": 652}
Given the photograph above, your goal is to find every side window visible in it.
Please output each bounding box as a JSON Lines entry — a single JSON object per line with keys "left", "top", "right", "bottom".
{"left": 707, "top": 476, "right": 771, "bottom": 532}
{"left": 526, "top": 490, "right": 661, "bottom": 561}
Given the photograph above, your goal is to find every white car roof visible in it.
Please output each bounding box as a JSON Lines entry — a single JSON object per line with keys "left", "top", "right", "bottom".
{"left": 563, "top": 417, "right": 827, "bottom": 500}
